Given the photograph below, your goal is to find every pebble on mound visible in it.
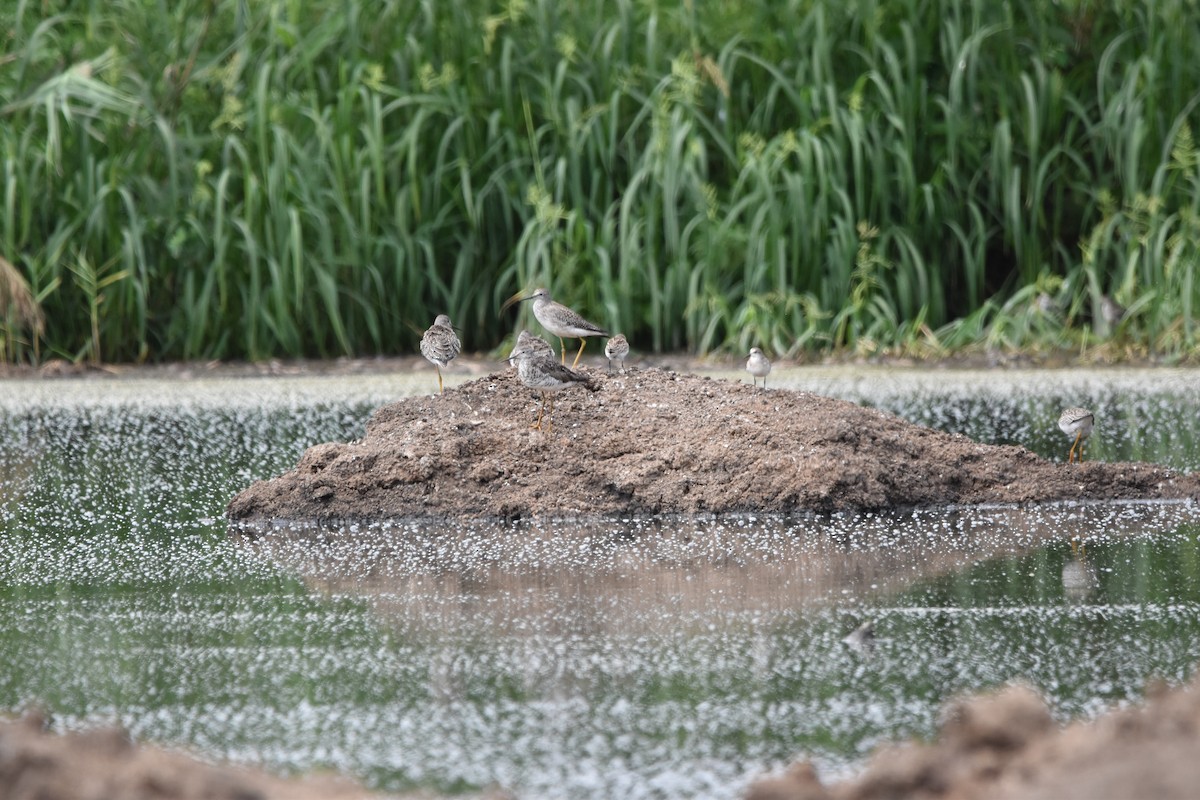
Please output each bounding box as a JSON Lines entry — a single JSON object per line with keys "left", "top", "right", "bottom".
{"left": 226, "top": 368, "right": 1200, "bottom": 522}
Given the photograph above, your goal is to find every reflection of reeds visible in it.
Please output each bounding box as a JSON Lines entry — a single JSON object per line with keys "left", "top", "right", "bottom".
{"left": 0, "top": 255, "right": 44, "bottom": 361}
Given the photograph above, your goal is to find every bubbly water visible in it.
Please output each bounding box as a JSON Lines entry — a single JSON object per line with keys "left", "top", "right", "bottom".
{"left": 2, "top": 368, "right": 1199, "bottom": 799}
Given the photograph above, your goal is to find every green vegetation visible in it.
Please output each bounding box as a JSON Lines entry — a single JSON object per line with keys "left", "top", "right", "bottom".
{"left": 2, "top": 0, "right": 1199, "bottom": 364}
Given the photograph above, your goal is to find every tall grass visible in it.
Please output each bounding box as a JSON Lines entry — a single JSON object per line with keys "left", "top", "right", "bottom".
{"left": 2, "top": 0, "right": 1199, "bottom": 364}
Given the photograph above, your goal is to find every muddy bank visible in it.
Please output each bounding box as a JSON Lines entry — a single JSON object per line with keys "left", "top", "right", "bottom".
{"left": 745, "top": 670, "right": 1200, "bottom": 800}
{"left": 227, "top": 366, "right": 1200, "bottom": 521}
{"left": 0, "top": 712, "right": 388, "bottom": 800}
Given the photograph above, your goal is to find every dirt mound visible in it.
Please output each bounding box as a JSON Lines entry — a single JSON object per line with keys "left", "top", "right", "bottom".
{"left": 745, "top": 671, "right": 1200, "bottom": 800}
{"left": 227, "top": 367, "right": 1200, "bottom": 521}
{"left": 0, "top": 712, "right": 385, "bottom": 800}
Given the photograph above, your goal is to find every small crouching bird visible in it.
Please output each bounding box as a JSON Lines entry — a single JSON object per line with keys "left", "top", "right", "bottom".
{"left": 604, "top": 334, "right": 629, "bottom": 373}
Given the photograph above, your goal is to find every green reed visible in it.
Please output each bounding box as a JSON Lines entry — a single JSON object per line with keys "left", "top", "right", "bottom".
{"left": 2, "top": 0, "right": 1199, "bottom": 364}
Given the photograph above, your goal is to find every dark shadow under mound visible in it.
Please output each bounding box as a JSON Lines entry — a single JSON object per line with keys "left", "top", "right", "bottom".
{"left": 226, "top": 367, "right": 1200, "bottom": 521}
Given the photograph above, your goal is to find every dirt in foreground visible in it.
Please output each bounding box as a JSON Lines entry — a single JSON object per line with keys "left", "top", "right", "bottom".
{"left": 745, "top": 672, "right": 1200, "bottom": 800}
{"left": 227, "top": 365, "right": 1200, "bottom": 521}
{"left": 6, "top": 672, "right": 1199, "bottom": 800}
{"left": 0, "top": 710, "right": 459, "bottom": 800}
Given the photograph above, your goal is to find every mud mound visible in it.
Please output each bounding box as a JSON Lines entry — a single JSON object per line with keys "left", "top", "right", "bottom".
{"left": 227, "top": 367, "right": 1199, "bottom": 521}
{"left": 0, "top": 712, "right": 383, "bottom": 800}
{"left": 745, "top": 671, "right": 1200, "bottom": 800}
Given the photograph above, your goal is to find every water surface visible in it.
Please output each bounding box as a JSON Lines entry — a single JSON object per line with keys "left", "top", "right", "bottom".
{"left": 2, "top": 368, "right": 1199, "bottom": 798}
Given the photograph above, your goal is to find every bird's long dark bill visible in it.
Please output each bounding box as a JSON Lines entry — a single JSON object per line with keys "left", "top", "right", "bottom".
{"left": 500, "top": 291, "right": 534, "bottom": 312}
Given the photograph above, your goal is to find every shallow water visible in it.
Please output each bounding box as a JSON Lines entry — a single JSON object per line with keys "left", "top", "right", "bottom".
{"left": 2, "top": 368, "right": 1199, "bottom": 799}
{"left": 774, "top": 365, "right": 1200, "bottom": 471}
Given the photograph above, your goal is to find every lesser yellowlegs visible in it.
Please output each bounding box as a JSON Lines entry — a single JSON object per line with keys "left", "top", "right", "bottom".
{"left": 419, "top": 314, "right": 461, "bottom": 395}
{"left": 508, "top": 287, "right": 609, "bottom": 368}
{"left": 604, "top": 334, "right": 629, "bottom": 373}
{"left": 508, "top": 329, "right": 555, "bottom": 365}
{"left": 1057, "top": 407, "right": 1094, "bottom": 464}
{"left": 746, "top": 347, "right": 771, "bottom": 389}
{"left": 510, "top": 346, "right": 593, "bottom": 431}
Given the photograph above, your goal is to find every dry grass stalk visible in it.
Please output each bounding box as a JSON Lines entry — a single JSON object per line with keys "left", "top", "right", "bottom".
{"left": 0, "top": 255, "right": 45, "bottom": 356}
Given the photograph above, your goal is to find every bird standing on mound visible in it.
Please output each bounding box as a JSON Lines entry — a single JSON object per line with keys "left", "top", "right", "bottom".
{"left": 505, "top": 287, "right": 609, "bottom": 367}
{"left": 746, "top": 347, "right": 771, "bottom": 389}
{"left": 1058, "top": 407, "right": 1095, "bottom": 464}
{"left": 420, "top": 314, "right": 461, "bottom": 395}
{"left": 605, "top": 334, "right": 629, "bottom": 373}
{"left": 509, "top": 343, "right": 594, "bottom": 432}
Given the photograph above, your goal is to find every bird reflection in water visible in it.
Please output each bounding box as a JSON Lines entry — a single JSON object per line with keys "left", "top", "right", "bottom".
{"left": 1061, "top": 537, "right": 1100, "bottom": 603}
{"left": 842, "top": 620, "right": 876, "bottom": 658}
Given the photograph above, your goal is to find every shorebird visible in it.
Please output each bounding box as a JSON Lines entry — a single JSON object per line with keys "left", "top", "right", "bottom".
{"left": 746, "top": 347, "right": 771, "bottom": 389}
{"left": 510, "top": 345, "right": 593, "bottom": 431}
{"left": 419, "top": 313, "right": 461, "bottom": 395}
{"left": 604, "top": 334, "right": 629, "bottom": 373}
{"left": 505, "top": 287, "right": 609, "bottom": 368}
{"left": 1058, "top": 407, "right": 1095, "bottom": 464}
{"left": 508, "top": 330, "right": 555, "bottom": 366}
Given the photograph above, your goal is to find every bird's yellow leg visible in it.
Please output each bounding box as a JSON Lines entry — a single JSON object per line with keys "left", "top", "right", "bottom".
{"left": 437, "top": 367, "right": 444, "bottom": 395}
{"left": 559, "top": 338, "right": 566, "bottom": 365}
{"left": 1068, "top": 431, "right": 1082, "bottom": 463}
{"left": 572, "top": 339, "right": 586, "bottom": 368}
{"left": 532, "top": 397, "right": 545, "bottom": 430}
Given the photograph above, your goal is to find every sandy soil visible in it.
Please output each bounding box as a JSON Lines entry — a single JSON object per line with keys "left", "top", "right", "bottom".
{"left": 226, "top": 365, "right": 1200, "bottom": 522}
